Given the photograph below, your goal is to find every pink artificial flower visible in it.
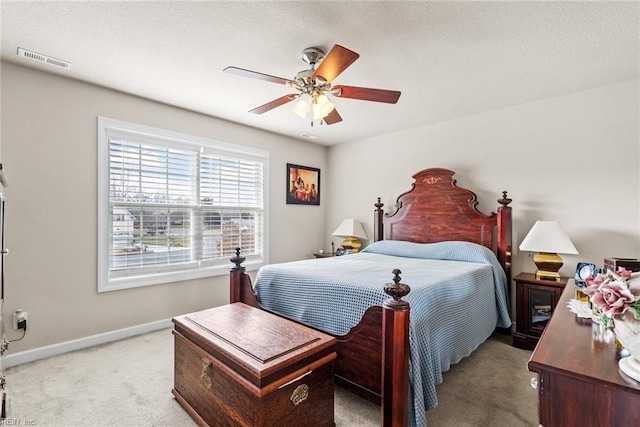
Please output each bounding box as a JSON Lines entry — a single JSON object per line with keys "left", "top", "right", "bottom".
{"left": 585, "top": 276, "right": 604, "bottom": 286}
{"left": 590, "top": 282, "right": 635, "bottom": 316}
{"left": 583, "top": 276, "right": 604, "bottom": 296}
{"left": 617, "top": 267, "right": 633, "bottom": 280}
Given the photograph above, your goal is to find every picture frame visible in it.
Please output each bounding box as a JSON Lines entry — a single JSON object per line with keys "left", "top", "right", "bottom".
{"left": 286, "top": 163, "right": 320, "bottom": 205}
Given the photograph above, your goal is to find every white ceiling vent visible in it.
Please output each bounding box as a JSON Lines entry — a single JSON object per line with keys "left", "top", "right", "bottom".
{"left": 17, "top": 47, "right": 72, "bottom": 70}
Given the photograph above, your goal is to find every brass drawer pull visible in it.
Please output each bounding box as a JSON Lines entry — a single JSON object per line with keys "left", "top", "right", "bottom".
{"left": 200, "top": 358, "right": 212, "bottom": 389}
{"left": 290, "top": 384, "right": 309, "bottom": 406}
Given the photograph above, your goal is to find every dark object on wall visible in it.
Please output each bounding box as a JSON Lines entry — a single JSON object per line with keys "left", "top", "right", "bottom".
{"left": 604, "top": 258, "right": 640, "bottom": 273}
{"left": 0, "top": 164, "right": 7, "bottom": 419}
{"left": 286, "top": 163, "right": 320, "bottom": 206}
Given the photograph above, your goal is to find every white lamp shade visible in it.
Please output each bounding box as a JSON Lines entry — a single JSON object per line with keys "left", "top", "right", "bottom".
{"left": 312, "top": 101, "right": 323, "bottom": 121}
{"left": 519, "top": 221, "right": 578, "bottom": 254}
{"left": 316, "top": 94, "right": 335, "bottom": 117}
{"left": 309, "top": 94, "right": 335, "bottom": 120}
{"left": 332, "top": 218, "right": 368, "bottom": 240}
{"left": 292, "top": 94, "right": 312, "bottom": 118}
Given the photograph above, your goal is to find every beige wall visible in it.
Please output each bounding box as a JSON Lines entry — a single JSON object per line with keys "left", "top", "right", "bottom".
{"left": 3, "top": 59, "right": 639, "bottom": 354}
{"left": 326, "top": 80, "right": 640, "bottom": 289}
{"left": 1, "top": 62, "right": 328, "bottom": 352}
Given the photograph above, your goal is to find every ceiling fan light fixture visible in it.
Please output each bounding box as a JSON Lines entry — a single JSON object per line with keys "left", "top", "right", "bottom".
{"left": 292, "top": 94, "right": 312, "bottom": 118}
{"left": 312, "top": 102, "right": 323, "bottom": 121}
{"left": 315, "top": 94, "right": 335, "bottom": 118}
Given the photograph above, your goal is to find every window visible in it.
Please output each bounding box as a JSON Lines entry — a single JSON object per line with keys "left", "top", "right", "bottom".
{"left": 98, "top": 117, "right": 268, "bottom": 292}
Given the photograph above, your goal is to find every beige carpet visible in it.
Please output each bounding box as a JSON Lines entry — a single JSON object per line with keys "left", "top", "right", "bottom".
{"left": 4, "top": 329, "right": 537, "bottom": 426}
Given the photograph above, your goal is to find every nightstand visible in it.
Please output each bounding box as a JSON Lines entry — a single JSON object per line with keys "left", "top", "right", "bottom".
{"left": 313, "top": 252, "right": 335, "bottom": 259}
{"left": 513, "top": 272, "right": 568, "bottom": 350}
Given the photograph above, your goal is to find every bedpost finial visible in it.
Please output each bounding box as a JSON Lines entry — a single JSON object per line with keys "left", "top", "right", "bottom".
{"left": 230, "top": 247, "right": 246, "bottom": 270}
{"left": 392, "top": 269, "right": 402, "bottom": 283}
{"left": 374, "top": 197, "right": 384, "bottom": 210}
{"left": 498, "top": 191, "right": 512, "bottom": 208}
{"left": 384, "top": 269, "right": 410, "bottom": 308}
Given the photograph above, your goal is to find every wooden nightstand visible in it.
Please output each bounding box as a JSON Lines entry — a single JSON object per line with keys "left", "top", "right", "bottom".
{"left": 513, "top": 272, "right": 568, "bottom": 350}
{"left": 313, "top": 252, "right": 335, "bottom": 259}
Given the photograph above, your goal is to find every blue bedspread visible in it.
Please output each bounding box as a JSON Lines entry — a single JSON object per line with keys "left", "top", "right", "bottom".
{"left": 254, "top": 240, "right": 511, "bottom": 427}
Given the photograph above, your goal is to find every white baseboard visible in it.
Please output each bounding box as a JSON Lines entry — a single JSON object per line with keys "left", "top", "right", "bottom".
{"left": 4, "top": 318, "right": 172, "bottom": 369}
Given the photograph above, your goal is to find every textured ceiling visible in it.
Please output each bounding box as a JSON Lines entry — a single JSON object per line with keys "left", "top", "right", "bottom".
{"left": 1, "top": 1, "right": 638, "bottom": 146}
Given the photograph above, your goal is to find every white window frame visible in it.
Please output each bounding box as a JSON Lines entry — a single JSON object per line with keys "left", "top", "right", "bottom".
{"left": 98, "top": 117, "right": 269, "bottom": 292}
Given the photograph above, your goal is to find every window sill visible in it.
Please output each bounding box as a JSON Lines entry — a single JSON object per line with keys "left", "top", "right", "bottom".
{"left": 98, "top": 259, "right": 263, "bottom": 293}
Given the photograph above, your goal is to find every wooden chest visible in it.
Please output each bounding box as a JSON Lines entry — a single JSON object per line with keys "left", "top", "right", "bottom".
{"left": 172, "top": 303, "right": 336, "bottom": 427}
{"left": 604, "top": 257, "right": 640, "bottom": 273}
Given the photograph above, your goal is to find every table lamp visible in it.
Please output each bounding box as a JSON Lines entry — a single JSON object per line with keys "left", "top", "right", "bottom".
{"left": 332, "top": 218, "right": 368, "bottom": 253}
{"left": 519, "top": 220, "right": 578, "bottom": 281}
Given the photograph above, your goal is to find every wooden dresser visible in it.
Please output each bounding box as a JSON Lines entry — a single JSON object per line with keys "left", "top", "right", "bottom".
{"left": 528, "top": 282, "right": 640, "bottom": 426}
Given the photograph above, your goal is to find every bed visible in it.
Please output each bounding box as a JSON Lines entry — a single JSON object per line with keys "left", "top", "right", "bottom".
{"left": 229, "top": 168, "right": 513, "bottom": 426}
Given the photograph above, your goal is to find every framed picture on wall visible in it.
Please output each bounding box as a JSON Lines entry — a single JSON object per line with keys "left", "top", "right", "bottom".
{"left": 286, "top": 163, "right": 320, "bottom": 205}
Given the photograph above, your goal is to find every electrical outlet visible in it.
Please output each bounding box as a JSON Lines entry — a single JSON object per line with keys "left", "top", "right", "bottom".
{"left": 13, "top": 309, "right": 27, "bottom": 330}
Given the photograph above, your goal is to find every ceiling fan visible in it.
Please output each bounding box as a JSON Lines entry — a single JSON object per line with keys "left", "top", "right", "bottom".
{"left": 223, "top": 44, "right": 401, "bottom": 125}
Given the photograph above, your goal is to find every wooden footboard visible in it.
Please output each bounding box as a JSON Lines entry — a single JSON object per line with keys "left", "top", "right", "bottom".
{"left": 229, "top": 249, "right": 410, "bottom": 426}
{"left": 333, "top": 305, "right": 384, "bottom": 403}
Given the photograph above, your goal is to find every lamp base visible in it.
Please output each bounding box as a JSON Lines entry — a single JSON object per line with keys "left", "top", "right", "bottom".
{"left": 341, "top": 236, "right": 362, "bottom": 253}
{"left": 534, "top": 252, "right": 563, "bottom": 282}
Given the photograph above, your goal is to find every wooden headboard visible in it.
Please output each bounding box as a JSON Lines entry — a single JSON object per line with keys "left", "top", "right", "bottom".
{"left": 374, "top": 168, "right": 513, "bottom": 280}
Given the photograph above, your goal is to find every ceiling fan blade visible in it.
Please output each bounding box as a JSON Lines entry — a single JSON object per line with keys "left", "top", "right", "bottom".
{"left": 312, "top": 45, "right": 359, "bottom": 83}
{"left": 224, "top": 66, "right": 293, "bottom": 86}
{"left": 323, "top": 108, "right": 343, "bottom": 125}
{"left": 249, "top": 94, "right": 297, "bottom": 114}
{"left": 333, "top": 85, "right": 401, "bottom": 104}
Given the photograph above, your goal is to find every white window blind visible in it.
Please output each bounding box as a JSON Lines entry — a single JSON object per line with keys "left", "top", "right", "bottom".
{"left": 98, "top": 117, "right": 268, "bottom": 292}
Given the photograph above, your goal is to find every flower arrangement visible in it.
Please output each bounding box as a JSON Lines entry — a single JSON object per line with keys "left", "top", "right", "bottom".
{"left": 584, "top": 267, "right": 640, "bottom": 328}
{"left": 583, "top": 267, "right": 640, "bottom": 382}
